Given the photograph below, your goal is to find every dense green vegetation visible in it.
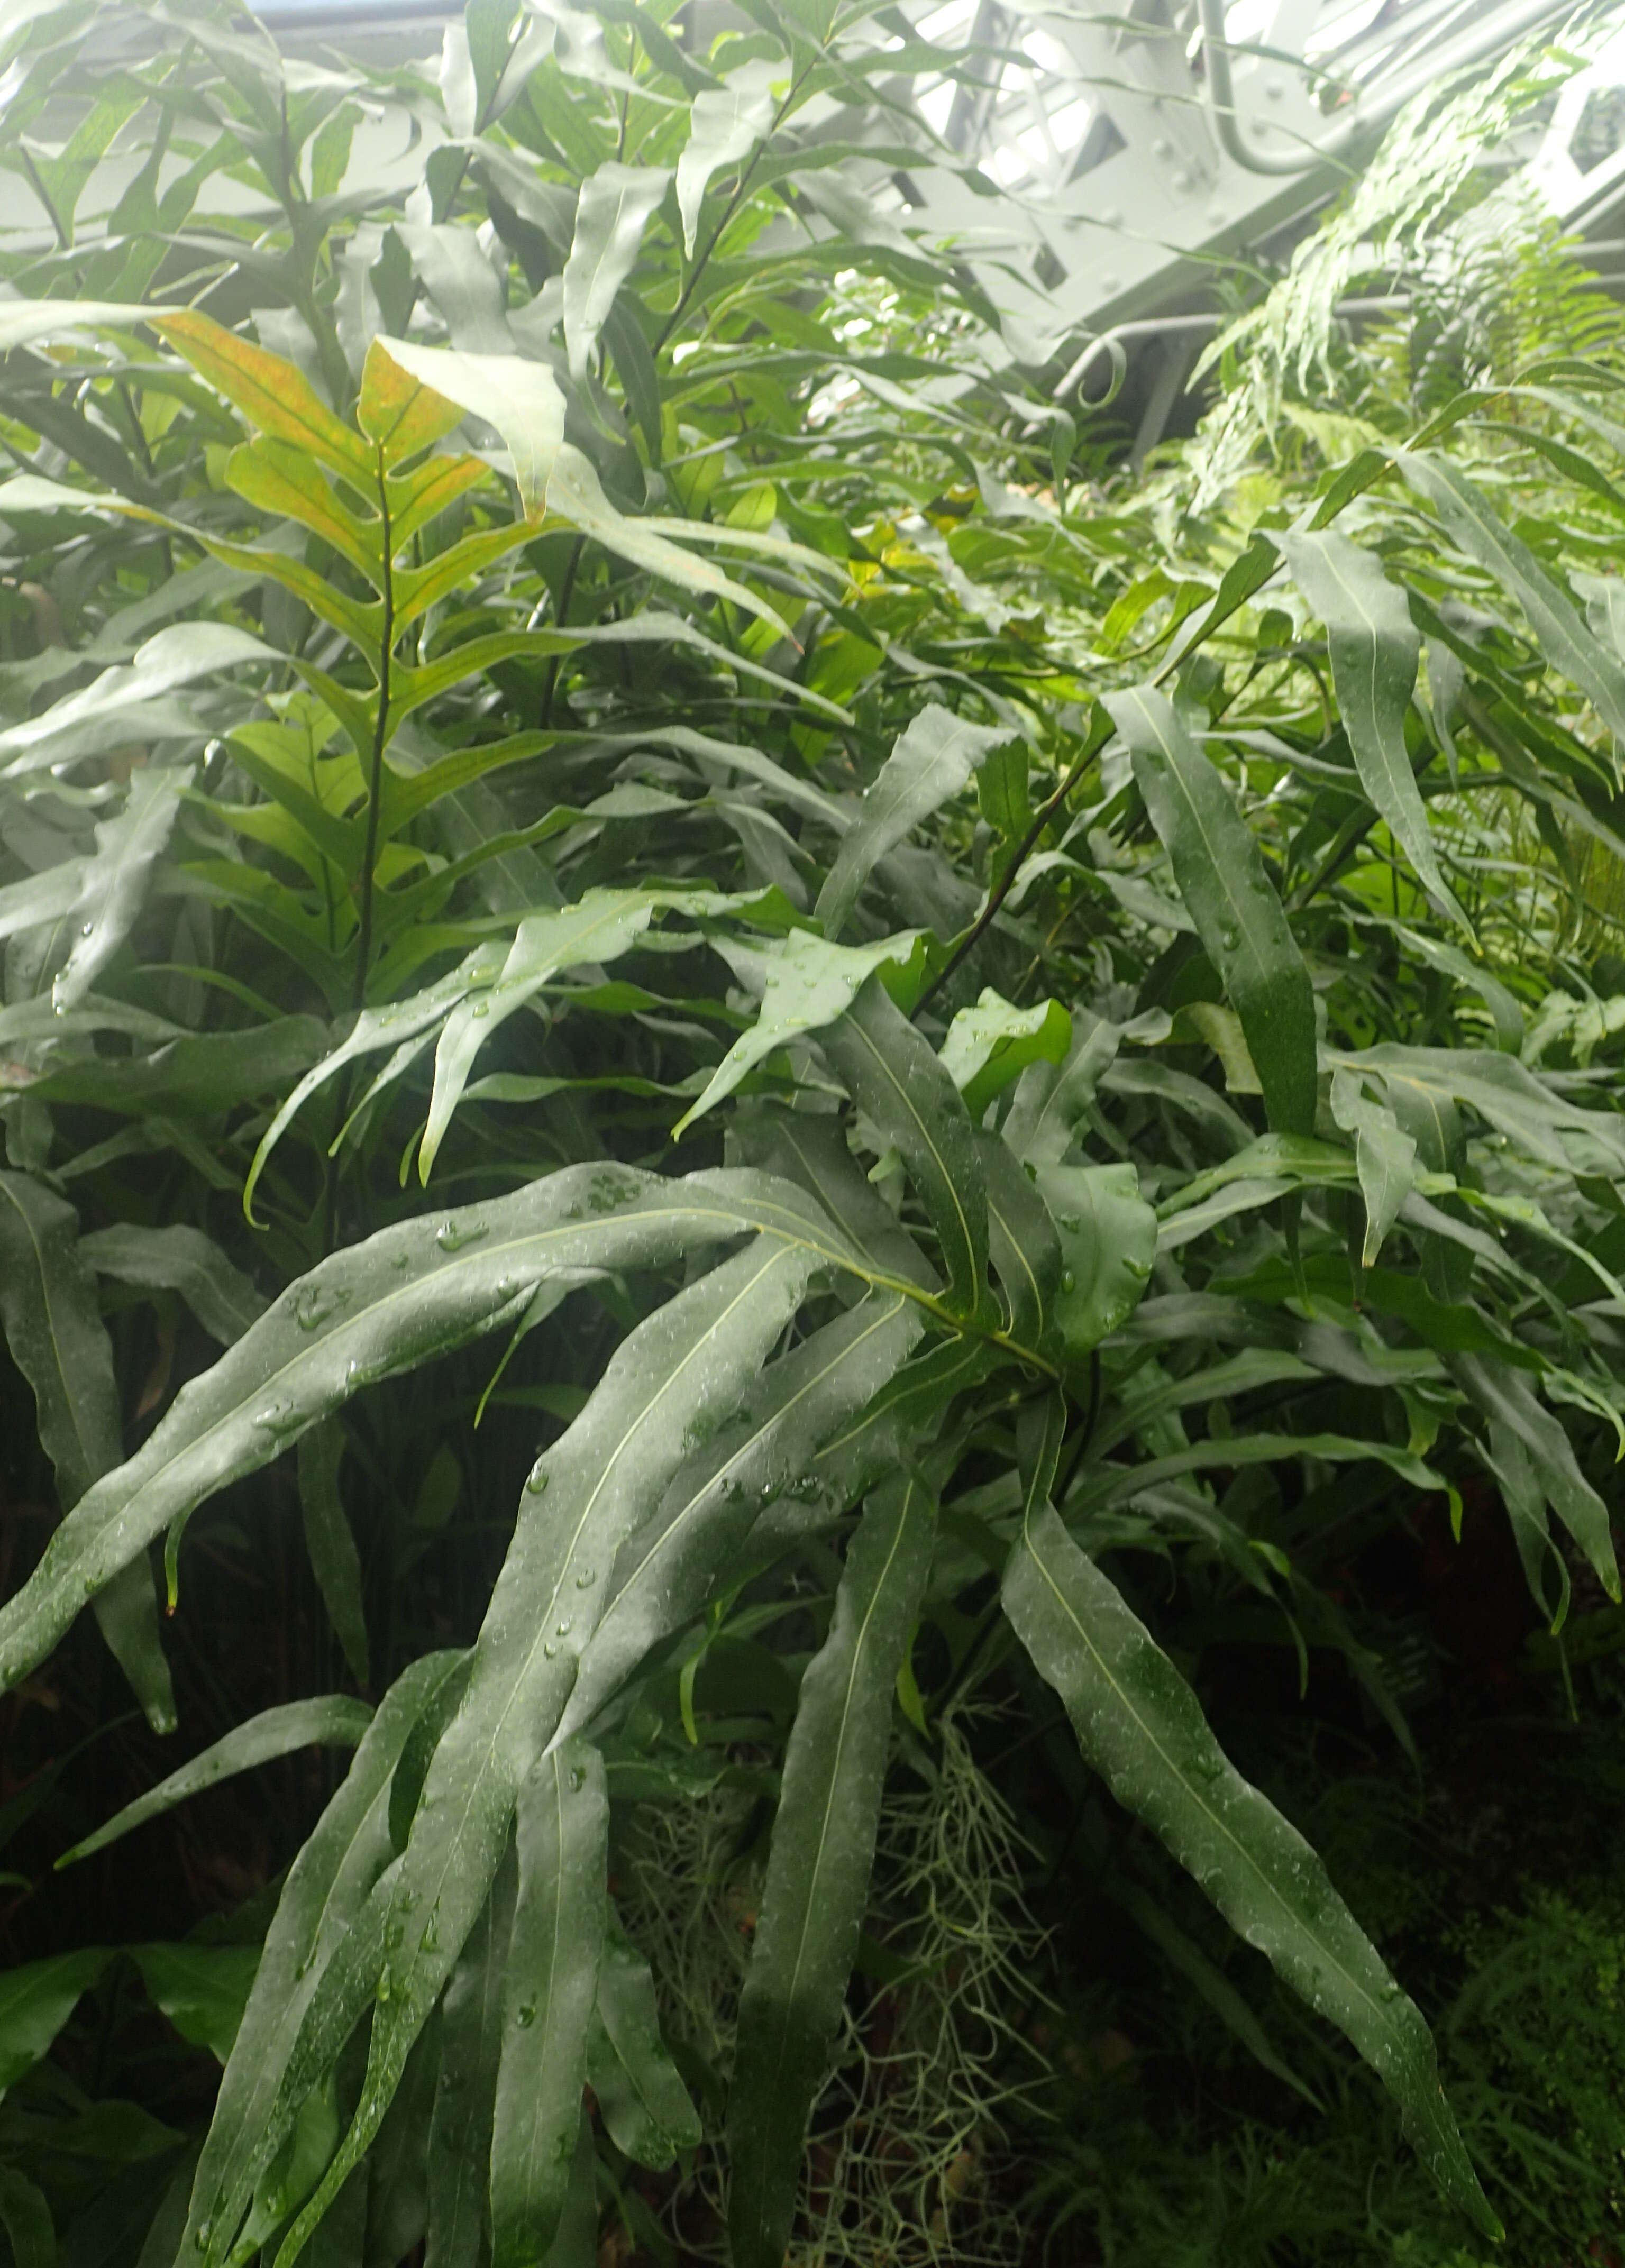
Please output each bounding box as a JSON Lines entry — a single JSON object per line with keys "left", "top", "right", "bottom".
{"left": 1, "top": 1, "right": 1624, "bottom": 2261}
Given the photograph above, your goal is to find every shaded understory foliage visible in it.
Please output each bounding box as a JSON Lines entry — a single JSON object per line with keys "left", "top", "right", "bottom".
{"left": 1, "top": 0, "right": 1624, "bottom": 2261}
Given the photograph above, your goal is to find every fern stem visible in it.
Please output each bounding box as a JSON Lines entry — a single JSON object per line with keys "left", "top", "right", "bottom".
{"left": 352, "top": 450, "right": 394, "bottom": 1015}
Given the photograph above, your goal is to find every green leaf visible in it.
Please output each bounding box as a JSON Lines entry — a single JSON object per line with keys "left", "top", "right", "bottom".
{"left": 1396, "top": 450, "right": 1625, "bottom": 752}
{"left": 296, "top": 1424, "right": 371, "bottom": 1688}
{"left": 264, "top": 1238, "right": 817, "bottom": 2267}
{"left": 814, "top": 704, "right": 1012, "bottom": 939}
{"left": 244, "top": 944, "right": 505, "bottom": 1220}
{"left": 367, "top": 340, "right": 783, "bottom": 628}
{"left": 728, "top": 1469, "right": 936, "bottom": 2268}
{"left": 677, "top": 928, "right": 923, "bottom": 1134}
{"left": 0, "top": 2171, "right": 54, "bottom": 2268}
{"left": 421, "top": 890, "right": 722, "bottom": 1181}
{"left": 490, "top": 1741, "right": 608, "bottom": 2267}
{"left": 0, "top": 1950, "right": 109, "bottom": 2089}
{"left": 1003, "top": 1485, "right": 1498, "bottom": 2239}
{"left": 939, "top": 990, "right": 1071, "bottom": 1120}
{"left": 677, "top": 65, "right": 778, "bottom": 258}
{"left": 585, "top": 1915, "right": 701, "bottom": 2169}
{"left": 818, "top": 976, "right": 991, "bottom": 1324}
{"left": 0, "top": 625, "right": 269, "bottom": 775}
{"left": 1449, "top": 1353, "right": 1620, "bottom": 1601}
{"left": 1005, "top": 1011, "right": 1125, "bottom": 1167}
{"left": 0, "top": 1167, "right": 861, "bottom": 1702}
{"left": 425, "top": 1858, "right": 513, "bottom": 2268}
{"left": 79, "top": 1224, "right": 267, "bottom": 1345}
{"left": 57, "top": 1696, "right": 373, "bottom": 1867}
{"left": 1107, "top": 685, "right": 1316, "bottom": 1138}
{"left": 1329, "top": 1069, "right": 1417, "bottom": 1268}
{"left": 50, "top": 765, "right": 192, "bottom": 1011}
{"left": 560, "top": 1292, "right": 924, "bottom": 1742}
{"left": 181, "top": 1653, "right": 463, "bottom": 2262}
{"left": 132, "top": 1943, "right": 262, "bottom": 2064}
{"left": 1033, "top": 1162, "right": 1156, "bottom": 1360}
{"left": 966, "top": 1129, "right": 1057, "bottom": 1361}
{"left": 367, "top": 338, "right": 562, "bottom": 520}
{"left": 1104, "top": 1870, "right": 1322, "bottom": 2107}
{"left": 1276, "top": 527, "right": 1466, "bottom": 930}
{"left": 563, "top": 163, "right": 671, "bottom": 379}
{"left": 1336, "top": 1044, "right": 1625, "bottom": 1181}
{"left": 0, "top": 1169, "right": 174, "bottom": 1733}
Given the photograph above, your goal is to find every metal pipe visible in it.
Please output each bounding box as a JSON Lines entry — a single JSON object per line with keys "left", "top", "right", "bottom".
{"left": 1196, "top": 0, "right": 1358, "bottom": 176}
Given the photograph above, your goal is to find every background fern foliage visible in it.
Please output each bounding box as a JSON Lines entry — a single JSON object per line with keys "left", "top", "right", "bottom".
{"left": 1, "top": 0, "right": 1624, "bottom": 2261}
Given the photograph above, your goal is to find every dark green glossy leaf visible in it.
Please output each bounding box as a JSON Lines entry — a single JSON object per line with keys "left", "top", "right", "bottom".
{"left": 262, "top": 1238, "right": 815, "bottom": 2266}
{"left": 424, "top": 1859, "right": 513, "bottom": 2268}
{"left": 297, "top": 1423, "right": 371, "bottom": 1688}
{"left": 0, "top": 1950, "right": 109, "bottom": 2090}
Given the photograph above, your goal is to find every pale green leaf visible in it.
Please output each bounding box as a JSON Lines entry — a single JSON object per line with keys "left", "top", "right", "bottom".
{"left": 1277, "top": 527, "right": 1466, "bottom": 928}
{"left": 563, "top": 163, "right": 670, "bottom": 379}
{"left": 79, "top": 1224, "right": 267, "bottom": 1345}
{"left": 939, "top": 990, "right": 1071, "bottom": 1120}
{"left": 675, "top": 927, "right": 922, "bottom": 1134}
{"left": 815, "top": 705, "right": 1013, "bottom": 939}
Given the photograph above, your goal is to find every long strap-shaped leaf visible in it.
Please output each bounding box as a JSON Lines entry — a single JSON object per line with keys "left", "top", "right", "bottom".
{"left": 58, "top": 1695, "right": 372, "bottom": 1867}
{"left": 1001, "top": 1441, "right": 1499, "bottom": 2240}
{"left": 0, "top": 1169, "right": 174, "bottom": 1730}
{"left": 586, "top": 1914, "right": 701, "bottom": 2168}
{"left": 181, "top": 1652, "right": 463, "bottom": 2261}
{"left": 818, "top": 976, "right": 992, "bottom": 1322}
{"left": 50, "top": 763, "right": 193, "bottom": 1012}
{"left": 1106, "top": 685, "right": 1316, "bottom": 1140}
{"left": 728, "top": 1469, "right": 936, "bottom": 2268}
{"left": 259, "top": 1239, "right": 813, "bottom": 2268}
{"left": 1276, "top": 526, "right": 1467, "bottom": 931}
{"left": 558, "top": 1291, "right": 923, "bottom": 1745}
{"left": 489, "top": 1741, "right": 608, "bottom": 2266}
{"left": 0, "top": 1167, "right": 873, "bottom": 1701}
{"left": 425, "top": 1855, "right": 513, "bottom": 2268}
{"left": 1396, "top": 449, "right": 1625, "bottom": 753}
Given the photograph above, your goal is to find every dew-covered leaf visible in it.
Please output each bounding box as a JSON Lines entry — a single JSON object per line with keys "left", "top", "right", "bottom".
{"left": 728, "top": 1470, "right": 935, "bottom": 2268}
{"left": 490, "top": 1741, "right": 607, "bottom": 2266}
{"left": 1003, "top": 1488, "right": 1498, "bottom": 2240}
